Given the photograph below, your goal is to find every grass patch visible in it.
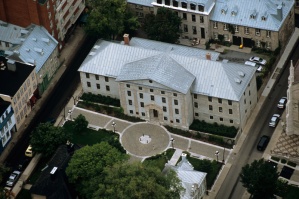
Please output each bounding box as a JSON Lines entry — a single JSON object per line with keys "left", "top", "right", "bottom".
{"left": 16, "top": 189, "right": 31, "bottom": 199}
{"left": 81, "top": 93, "right": 120, "bottom": 107}
{"left": 143, "top": 149, "right": 175, "bottom": 171}
{"left": 270, "top": 156, "right": 280, "bottom": 162}
{"left": 281, "top": 159, "right": 287, "bottom": 164}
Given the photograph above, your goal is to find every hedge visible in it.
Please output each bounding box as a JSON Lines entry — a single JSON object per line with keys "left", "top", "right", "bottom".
{"left": 81, "top": 93, "right": 120, "bottom": 107}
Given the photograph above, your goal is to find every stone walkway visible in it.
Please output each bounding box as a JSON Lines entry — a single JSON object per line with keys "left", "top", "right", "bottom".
{"left": 168, "top": 149, "right": 183, "bottom": 166}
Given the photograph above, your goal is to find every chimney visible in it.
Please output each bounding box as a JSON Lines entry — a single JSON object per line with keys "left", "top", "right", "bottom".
{"left": 123, "top": 34, "right": 130, "bottom": 45}
{"left": 181, "top": 153, "right": 187, "bottom": 160}
{"left": 276, "top": 4, "right": 283, "bottom": 21}
{"left": 7, "top": 59, "right": 16, "bottom": 72}
{"left": 206, "top": 53, "right": 211, "bottom": 60}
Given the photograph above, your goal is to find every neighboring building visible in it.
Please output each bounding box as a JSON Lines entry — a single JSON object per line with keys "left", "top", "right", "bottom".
{"left": 30, "top": 144, "right": 79, "bottom": 199}
{"left": 127, "top": 0, "right": 154, "bottom": 21}
{"left": 78, "top": 36, "right": 257, "bottom": 130}
{"left": 164, "top": 153, "right": 207, "bottom": 199}
{"left": 295, "top": 0, "right": 299, "bottom": 14}
{"left": 133, "top": 0, "right": 295, "bottom": 50}
{"left": 0, "top": 98, "right": 16, "bottom": 153}
{"left": 0, "top": 0, "right": 85, "bottom": 48}
{"left": 286, "top": 60, "right": 299, "bottom": 136}
{"left": 0, "top": 56, "right": 38, "bottom": 131}
{"left": 0, "top": 22, "right": 59, "bottom": 95}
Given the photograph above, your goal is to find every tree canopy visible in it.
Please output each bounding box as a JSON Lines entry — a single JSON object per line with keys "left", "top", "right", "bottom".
{"left": 93, "top": 162, "right": 184, "bottom": 199}
{"left": 73, "top": 114, "right": 88, "bottom": 134}
{"left": 66, "top": 142, "right": 128, "bottom": 198}
{"left": 30, "top": 123, "right": 70, "bottom": 157}
{"left": 240, "top": 159, "right": 285, "bottom": 199}
{"left": 144, "top": 7, "right": 182, "bottom": 43}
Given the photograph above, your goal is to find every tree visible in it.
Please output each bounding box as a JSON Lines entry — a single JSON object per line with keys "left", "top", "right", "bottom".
{"left": 0, "top": 164, "right": 9, "bottom": 184}
{"left": 123, "top": 10, "right": 141, "bottom": 36}
{"left": 73, "top": 114, "right": 88, "bottom": 134}
{"left": 85, "top": 0, "right": 127, "bottom": 39}
{"left": 93, "top": 162, "right": 183, "bottom": 199}
{"left": 144, "top": 7, "right": 182, "bottom": 43}
{"left": 30, "top": 123, "right": 71, "bottom": 157}
{"left": 66, "top": 142, "right": 128, "bottom": 198}
{"left": 240, "top": 159, "right": 280, "bottom": 199}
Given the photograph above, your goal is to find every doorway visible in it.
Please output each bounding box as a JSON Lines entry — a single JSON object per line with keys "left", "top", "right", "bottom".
{"left": 200, "top": 28, "right": 205, "bottom": 39}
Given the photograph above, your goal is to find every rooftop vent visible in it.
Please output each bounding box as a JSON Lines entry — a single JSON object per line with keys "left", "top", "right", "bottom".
{"left": 25, "top": 48, "right": 30, "bottom": 52}
{"left": 34, "top": 47, "right": 44, "bottom": 55}
{"left": 238, "top": 71, "right": 245, "bottom": 77}
{"left": 42, "top": 38, "right": 50, "bottom": 44}
{"left": 20, "top": 29, "right": 29, "bottom": 35}
{"left": 93, "top": 45, "right": 100, "bottom": 49}
{"left": 27, "top": 58, "right": 35, "bottom": 64}
{"left": 89, "top": 52, "right": 96, "bottom": 56}
{"left": 13, "top": 50, "right": 20, "bottom": 54}
{"left": 32, "top": 38, "right": 37, "bottom": 42}
{"left": 234, "top": 78, "right": 242, "bottom": 84}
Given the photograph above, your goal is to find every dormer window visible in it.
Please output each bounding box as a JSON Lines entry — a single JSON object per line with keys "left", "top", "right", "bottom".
{"left": 231, "top": 11, "right": 236, "bottom": 16}
{"left": 181, "top": 2, "right": 187, "bottom": 9}
{"left": 190, "top": 3, "right": 196, "bottom": 10}
{"left": 157, "top": 0, "right": 162, "bottom": 4}
{"left": 221, "top": 9, "right": 226, "bottom": 14}
{"left": 165, "top": 0, "right": 170, "bottom": 6}
{"left": 173, "top": 0, "right": 178, "bottom": 7}
{"left": 261, "top": 16, "right": 267, "bottom": 21}
{"left": 198, "top": 5, "right": 204, "bottom": 12}
{"left": 250, "top": 14, "right": 255, "bottom": 19}
{"left": 231, "top": 6, "right": 238, "bottom": 16}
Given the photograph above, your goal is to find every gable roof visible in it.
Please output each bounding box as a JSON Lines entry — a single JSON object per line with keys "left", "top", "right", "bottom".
{"left": 78, "top": 38, "right": 256, "bottom": 100}
{"left": 127, "top": 0, "right": 153, "bottom": 7}
{"left": 210, "top": 0, "right": 294, "bottom": 31}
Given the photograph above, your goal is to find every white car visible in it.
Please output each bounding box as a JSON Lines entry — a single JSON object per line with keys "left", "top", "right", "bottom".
{"left": 269, "top": 114, "right": 280, "bottom": 127}
{"left": 244, "top": 61, "right": 263, "bottom": 72}
{"left": 249, "top": 56, "right": 267, "bottom": 65}
{"left": 277, "top": 97, "right": 287, "bottom": 109}
{"left": 6, "top": 171, "right": 21, "bottom": 187}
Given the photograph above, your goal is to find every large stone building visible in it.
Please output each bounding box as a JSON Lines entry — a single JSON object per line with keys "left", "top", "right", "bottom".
{"left": 0, "top": 0, "right": 85, "bottom": 48}
{"left": 78, "top": 35, "right": 257, "bottom": 130}
{"left": 127, "top": 0, "right": 295, "bottom": 50}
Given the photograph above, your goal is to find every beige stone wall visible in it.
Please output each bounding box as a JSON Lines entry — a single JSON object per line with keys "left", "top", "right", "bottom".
{"left": 127, "top": 3, "right": 154, "bottom": 20}
{"left": 278, "top": 7, "right": 295, "bottom": 50}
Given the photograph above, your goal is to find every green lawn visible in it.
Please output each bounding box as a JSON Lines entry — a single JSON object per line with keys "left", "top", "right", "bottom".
{"left": 143, "top": 149, "right": 175, "bottom": 171}
{"left": 283, "top": 185, "right": 299, "bottom": 199}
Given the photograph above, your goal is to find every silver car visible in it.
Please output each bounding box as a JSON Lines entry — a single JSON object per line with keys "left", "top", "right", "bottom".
{"left": 6, "top": 170, "right": 21, "bottom": 187}
{"left": 249, "top": 56, "right": 267, "bottom": 65}
{"left": 269, "top": 114, "right": 280, "bottom": 127}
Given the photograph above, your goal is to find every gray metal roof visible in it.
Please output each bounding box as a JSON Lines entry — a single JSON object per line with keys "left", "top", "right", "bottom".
{"left": 0, "top": 21, "right": 24, "bottom": 45}
{"left": 127, "top": 0, "right": 153, "bottom": 7}
{"left": 210, "top": 0, "right": 294, "bottom": 31}
{"left": 78, "top": 39, "right": 256, "bottom": 100}
{"left": 129, "top": 37, "right": 220, "bottom": 61}
{"left": 8, "top": 25, "right": 58, "bottom": 73}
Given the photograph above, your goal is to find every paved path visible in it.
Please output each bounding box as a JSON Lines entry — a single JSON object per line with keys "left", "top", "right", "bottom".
{"left": 168, "top": 149, "right": 183, "bottom": 166}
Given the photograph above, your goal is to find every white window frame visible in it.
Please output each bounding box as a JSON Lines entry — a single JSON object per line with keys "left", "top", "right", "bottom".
{"left": 255, "top": 29, "right": 261, "bottom": 36}
{"left": 213, "top": 22, "right": 218, "bottom": 29}
{"left": 244, "top": 27, "right": 249, "bottom": 34}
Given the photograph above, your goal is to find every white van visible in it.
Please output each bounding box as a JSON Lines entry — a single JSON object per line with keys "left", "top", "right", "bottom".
{"left": 244, "top": 61, "right": 263, "bottom": 72}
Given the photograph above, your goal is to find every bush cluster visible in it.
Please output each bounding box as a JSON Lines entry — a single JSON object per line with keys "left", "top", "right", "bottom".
{"left": 189, "top": 120, "right": 237, "bottom": 138}
{"left": 81, "top": 93, "right": 120, "bottom": 107}
{"left": 287, "top": 161, "right": 296, "bottom": 167}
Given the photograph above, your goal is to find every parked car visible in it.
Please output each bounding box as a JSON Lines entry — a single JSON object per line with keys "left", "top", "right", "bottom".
{"left": 277, "top": 97, "right": 287, "bottom": 109}
{"left": 25, "top": 145, "right": 34, "bottom": 157}
{"left": 269, "top": 114, "right": 280, "bottom": 127}
{"left": 18, "top": 158, "right": 30, "bottom": 171}
{"left": 244, "top": 61, "right": 263, "bottom": 72}
{"left": 257, "top": 135, "right": 270, "bottom": 151}
{"left": 6, "top": 170, "right": 21, "bottom": 187}
{"left": 249, "top": 56, "right": 267, "bottom": 65}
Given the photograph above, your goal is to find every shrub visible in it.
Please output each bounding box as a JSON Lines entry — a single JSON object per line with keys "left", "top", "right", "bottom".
{"left": 256, "top": 76, "right": 263, "bottom": 90}
{"left": 81, "top": 93, "right": 120, "bottom": 107}
{"left": 281, "top": 159, "right": 287, "bottom": 164}
{"left": 271, "top": 156, "right": 280, "bottom": 162}
{"left": 287, "top": 161, "right": 296, "bottom": 168}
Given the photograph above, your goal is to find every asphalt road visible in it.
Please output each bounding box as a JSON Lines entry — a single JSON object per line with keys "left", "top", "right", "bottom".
{"left": 216, "top": 41, "right": 299, "bottom": 199}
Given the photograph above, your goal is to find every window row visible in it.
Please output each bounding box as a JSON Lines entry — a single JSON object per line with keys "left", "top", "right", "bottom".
{"left": 85, "top": 73, "right": 109, "bottom": 82}
{"left": 194, "top": 113, "right": 234, "bottom": 124}
{"left": 86, "top": 82, "right": 110, "bottom": 91}
{"left": 156, "top": 0, "right": 204, "bottom": 12}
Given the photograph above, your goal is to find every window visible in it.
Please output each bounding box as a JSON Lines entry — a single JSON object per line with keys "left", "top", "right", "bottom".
{"left": 266, "top": 31, "right": 271, "bottom": 38}
{"left": 230, "top": 119, "right": 233, "bottom": 123}
{"left": 174, "top": 99, "right": 178, "bottom": 105}
{"left": 176, "top": 119, "right": 180, "bottom": 123}
{"left": 195, "top": 112, "right": 199, "bottom": 116}
{"left": 127, "top": 91, "right": 131, "bottom": 96}
{"left": 198, "top": 5, "right": 204, "bottom": 12}
{"left": 192, "top": 26, "right": 197, "bottom": 34}
{"left": 194, "top": 94, "right": 197, "bottom": 99}
{"left": 96, "top": 84, "right": 100, "bottom": 89}
{"left": 140, "top": 102, "right": 144, "bottom": 107}
{"left": 165, "top": 0, "right": 170, "bottom": 6}
{"left": 194, "top": 102, "right": 198, "bottom": 108}
{"left": 224, "top": 34, "right": 229, "bottom": 41}
{"left": 86, "top": 73, "right": 90, "bottom": 78}
{"left": 184, "top": 24, "right": 188, "bottom": 32}
{"left": 142, "top": 112, "right": 145, "bottom": 116}
{"left": 181, "top": 2, "right": 187, "bottom": 8}
{"left": 235, "top": 25, "right": 239, "bottom": 32}
{"left": 209, "top": 105, "right": 213, "bottom": 110}
{"left": 161, "top": 91, "right": 165, "bottom": 94}
{"left": 139, "top": 87, "right": 142, "bottom": 90}
{"left": 175, "top": 109, "right": 179, "bottom": 114}
{"left": 183, "top": 13, "right": 187, "bottom": 20}
{"left": 220, "top": 117, "right": 223, "bottom": 122}
{"left": 87, "top": 82, "right": 91, "bottom": 87}
{"left": 210, "top": 116, "right": 213, "bottom": 119}
{"left": 213, "top": 22, "right": 218, "bottom": 29}
{"left": 150, "top": 89, "right": 153, "bottom": 92}
{"left": 190, "top": 3, "right": 196, "bottom": 10}
{"left": 157, "top": 0, "right": 162, "bottom": 4}
{"left": 256, "top": 40, "right": 261, "bottom": 47}
{"left": 219, "top": 107, "right": 223, "bottom": 112}
{"left": 224, "top": 23, "right": 228, "bottom": 30}
{"left": 192, "top": 15, "right": 196, "bottom": 22}
{"left": 249, "top": 90, "right": 251, "bottom": 96}
{"left": 173, "top": 93, "right": 177, "bottom": 97}
{"left": 228, "top": 100, "right": 232, "bottom": 105}
{"left": 139, "top": 93, "right": 143, "bottom": 99}
{"left": 105, "top": 77, "right": 109, "bottom": 82}
{"left": 173, "top": 0, "right": 178, "bottom": 7}
{"left": 266, "top": 41, "right": 271, "bottom": 49}
{"left": 129, "top": 110, "right": 133, "bottom": 114}
{"left": 229, "top": 109, "right": 233, "bottom": 114}
{"left": 214, "top": 32, "right": 218, "bottom": 40}
{"left": 95, "top": 75, "right": 99, "bottom": 80}
{"left": 244, "top": 27, "right": 249, "bottom": 34}
{"left": 149, "top": 80, "right": 152, "bottom": 83}
{"left": 164, "top": 116, "right": 168, "bottom": 121}
{"left": 218, "top": 98, "right": 222, "bottom": 103}
{"left": 126, "top": 84, "right": 130, "bottom": 88}
{"left": 208, "top": 96, "right": 212, "bottom": 102}
{"left": 151, "top": 95, "right": 155, "bottom": 101}
{"left": 200, "top": 16, "right": 204, "bottom": 23}
{"left": 163, "top": 106, "right": 167, "bottom": 112}
{"left": 244, "top": 99, "right": 246, "bottom": 104}
{"left": 255, "top": 29, "right": 260, "bottom": 36}
{"left": 162, "top": 97, "right": 166, "bottom": 103}
{"left": 128, "top": 100, "right": 132, "bottom": 105}
{"left": 106, "top": 85, "right": 110, "bottom": 91}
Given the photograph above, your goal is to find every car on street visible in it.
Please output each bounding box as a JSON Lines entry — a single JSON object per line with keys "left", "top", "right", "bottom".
{"left": 25, "top": 145, "right": 34, "bottom": 157}
{"left": 277, "top": 97, "right": 287, "bottom": 109}
{"left": 6, "top": 170, "right": 21, "bottom": 187}
{"left": 257, "top": 135, "right": 270, "bottom": 151}
{"left": 249, "top": 56, "right": 267, "bottom": 65}
{"left": 269, "top": 114, "right": 280, "bottom": 127}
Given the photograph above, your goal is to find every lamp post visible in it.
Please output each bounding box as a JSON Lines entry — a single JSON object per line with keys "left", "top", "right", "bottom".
{"left": 68, "top": 110, "right": 73, "bottom": 120}
{"left": 170, "top": 138, "right": 175, "bottom": 149}
{"left": 222, "top": 147, "right": 226, "bottom": 164}
{"left": 112, "top": 122, "right": 116, "bottom": 133}
{"left": 215, "top": 151, "right": 219, "bottom": 162}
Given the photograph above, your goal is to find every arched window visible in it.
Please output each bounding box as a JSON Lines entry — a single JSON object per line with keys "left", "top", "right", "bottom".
{"left": 198, "top": 5, "right": 204, "bottom": 12}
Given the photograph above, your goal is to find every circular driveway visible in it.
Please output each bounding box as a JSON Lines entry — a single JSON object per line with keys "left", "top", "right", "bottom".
{"left": 120, "top": 123, "right": 170, "bottom": 157}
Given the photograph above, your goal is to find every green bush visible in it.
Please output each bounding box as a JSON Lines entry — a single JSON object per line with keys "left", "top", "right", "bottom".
{"left": 281, "top": 159, "right": 287, "bottom": 164}
{"left": 189, "top": 120, "right": 238, "bottom": 138}
{"left": 287, "top": 161, "right": 296, "bottom": 167}
{"left": 81, "top": 93, "right": 120, "bottom": 107}
{"left": 256, "top": 76, "right": 263, "bottom": 90}
{"left": 271, "top": 156, "right": 280, "bottom": 162}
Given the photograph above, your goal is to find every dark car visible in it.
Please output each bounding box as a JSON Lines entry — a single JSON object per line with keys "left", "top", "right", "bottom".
{"left": 18, "top": 158, "right": 30, "bottom": 171}
{"left": 257, "top": 135, "right": 270, "bottom": 151}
